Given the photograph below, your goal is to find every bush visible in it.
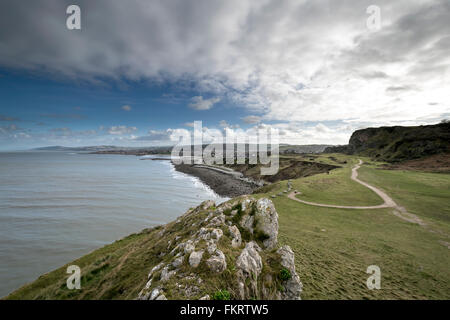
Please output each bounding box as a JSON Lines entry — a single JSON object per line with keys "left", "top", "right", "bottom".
{"left": 213, "top": 289, "right": 231, "bottom": 300}
{"left": 279, "top": 268, "right": 292, "bottom": 281}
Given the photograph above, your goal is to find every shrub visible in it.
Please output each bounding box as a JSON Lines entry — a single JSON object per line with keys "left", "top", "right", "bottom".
{"left": 213, "top": 289, "right": 231, "bottom": 300}
{"left": 254, "top": 229, "right": 270, "bottom": 242}
{"left": 279, "top": 268, "right": 292, "bottom": 281}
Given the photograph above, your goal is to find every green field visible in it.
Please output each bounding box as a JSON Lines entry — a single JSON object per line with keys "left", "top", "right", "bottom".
{"left": 256, "top": 154, "right": 450, "bottom": 299}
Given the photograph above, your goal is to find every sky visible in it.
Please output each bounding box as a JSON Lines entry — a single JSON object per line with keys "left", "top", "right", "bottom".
{"left": 0, "top": 0, "right": 449, "bottom": 150}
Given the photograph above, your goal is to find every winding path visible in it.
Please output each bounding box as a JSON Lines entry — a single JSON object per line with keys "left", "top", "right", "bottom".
{"left": 287, "top": 160, "right": 425, "bottom": 225}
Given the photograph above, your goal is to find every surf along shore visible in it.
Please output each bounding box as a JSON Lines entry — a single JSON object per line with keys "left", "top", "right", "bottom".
{"left": 173, "top": 163, "right": 260, "bottom": 197}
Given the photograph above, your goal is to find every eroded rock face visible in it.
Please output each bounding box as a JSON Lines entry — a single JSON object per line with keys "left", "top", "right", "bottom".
{"left": 206, "top": 249, "right": 227, "bottom": 273}
{"left": 254, "top": 198, "right": 279, "bottom": 250}
{"left": 137, "top": 196, "right": 301, "bottom": 300}
{"left": 277, "top": 246, "right": 303, "bottom": 300}
{"left": 229, "top": 225, "right": 242, "bottom": 248}
{"left": 189, "top": 250, "right": 204, "bottom": 268}
{"left": 235, "top": 241, "right": 263, "bottom": 299}
{"left": 236, "top": 241, "right": 263, "bottom": 276}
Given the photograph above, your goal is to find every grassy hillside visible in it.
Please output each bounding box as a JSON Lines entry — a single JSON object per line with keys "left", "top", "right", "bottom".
{"left": 5, "top": 197, "right": 299, "bottom": 300}
{"left": 254, "top": 154, "right": 450, "bottom": 299}
{"left": 325, "top": 122, "right": 450, "bottom": 162}
{"left": 5, "top": 228, "right": 158, "bottom": 299}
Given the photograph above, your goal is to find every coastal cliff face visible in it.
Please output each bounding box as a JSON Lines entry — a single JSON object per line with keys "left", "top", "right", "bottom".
{"left": 137, "top": 196, "right": 302, "bottom": 300}
{"left": 324, "top": 122, "right": 450, "bottom": 162}
{"left": 6, "top": 196, "right": 302, "bottom": 300}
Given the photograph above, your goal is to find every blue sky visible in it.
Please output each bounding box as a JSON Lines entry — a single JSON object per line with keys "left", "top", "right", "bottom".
{"left": 0, "top": 69, "right": 263, "bottom": 150}
{"left": 0, "top": 0, "right": 448, "bottom": 150}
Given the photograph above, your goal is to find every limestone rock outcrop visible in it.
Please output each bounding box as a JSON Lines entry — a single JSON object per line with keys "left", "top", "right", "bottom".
{"left": 137, "top": 196, "right": 302, "bottom": 300}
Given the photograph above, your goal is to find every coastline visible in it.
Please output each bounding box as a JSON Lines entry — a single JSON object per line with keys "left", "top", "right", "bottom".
{"left": 0, "top": 152, "right": 228, "bottom": 297}
{"left": 173, "top": 163, "right": 259, "bottom": 197}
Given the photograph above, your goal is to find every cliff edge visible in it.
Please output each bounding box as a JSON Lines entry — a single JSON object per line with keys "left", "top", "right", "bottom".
{"left": 5, "top": 196, "right": 302, "bottom": 300}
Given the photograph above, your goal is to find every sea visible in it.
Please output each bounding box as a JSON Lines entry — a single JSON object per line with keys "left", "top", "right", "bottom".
{"left": 0, "top": 151, "right": 227, "bottom": 297}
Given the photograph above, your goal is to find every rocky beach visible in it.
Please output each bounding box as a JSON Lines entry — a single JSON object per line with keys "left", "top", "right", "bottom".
{"left": 173, "top": 163, "right": 260, "bottom": 197}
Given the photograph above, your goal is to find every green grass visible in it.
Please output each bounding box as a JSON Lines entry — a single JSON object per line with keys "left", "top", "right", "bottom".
{"left": 285, "top": 157, "right": 384, "bottom": 206}
{"left": 274, "top": 200, "right": 449, "bottom": 299}
{"left": 255, "top": 156, "right": 450, "bottom": 299}
{"left": 5, "top": 228, "right": 162, "bottom": 300}
{"left": 358, "top": 166, "right": 450, "bottom": 228}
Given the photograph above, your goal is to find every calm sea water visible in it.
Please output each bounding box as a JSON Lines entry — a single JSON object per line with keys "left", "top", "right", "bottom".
{"left": 0, "top": 151, "right": 226, "bottom": 297}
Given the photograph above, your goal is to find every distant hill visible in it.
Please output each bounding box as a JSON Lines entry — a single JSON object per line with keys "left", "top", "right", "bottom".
{"left": 279, "top": 144, "right": 332, "bottom": 154}
{"left": 324, "top": 122, "right": 450, "bottom": 162}
{"left": 33, "top": 145, "right": 120, "bottom": 152}
{"left": 33, "top": 145, "right": 173, "bottom": 155}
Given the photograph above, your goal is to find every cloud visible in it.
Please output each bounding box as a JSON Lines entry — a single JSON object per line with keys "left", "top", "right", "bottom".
{"left": 48, "top": 127, "right": 98, "bottom": 137}
{"left": 188, "top": 96, "right": 220, "bottom": 111}
{"left": 132, "top": 130, "right": 170, "bottom": 141}
{"left": 0, "top": 124, "right": 18, "bottom": 134}
{"left": 385, "top": 86, "right": 414, "bottom": 92}
{"left": 0, "top": 115, "right": 19, "bottom": 121}
{"left": 107, "top": 125, "right": 137, "bottom": 135}
{"left": 40, "top": 113, "right": 87, "bottom": 120}
{"left": 0, "top": 124, "right": 33, "bottom": 141}
{"left": 242, "top": 116, "right": 261, "bottom": 124}
{"left": 219, "top": 120, "right": 229, "bottom": 128}
{"left": 121, "top": 105, "right": 132, "bottom": 111}
{"left": 0, "top": 0, "right": 448, "bottom": 140}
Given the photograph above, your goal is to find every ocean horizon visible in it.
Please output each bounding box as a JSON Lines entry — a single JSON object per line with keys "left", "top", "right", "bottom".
{"left": 0, "top": 151, "right": 227, "bottom": 297}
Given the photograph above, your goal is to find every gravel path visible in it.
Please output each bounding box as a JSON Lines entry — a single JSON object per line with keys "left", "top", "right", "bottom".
{"left": 287, "top": 160, "right": 425, "bottom": 226}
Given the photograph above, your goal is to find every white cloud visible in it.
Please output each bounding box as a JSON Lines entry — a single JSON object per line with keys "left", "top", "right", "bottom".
{"left": 219, "top": 120, "right": 229, "bottom": 128}
{"left": 242, "top": 116, "right": 261, "bottom": 124}
{"left": 107, "top": 125, "right": 137, "bottom": 135}
{"left": 121, "top": 105, "right": 132, "bottom": 111}
{"left": 132, "top": 129, "right": 170, "bottom": 141}
{"left": 188, "top": 96, "right": 221, "bottom": 111}
{"left": 1, "top": 0, "right": 449, "bottom": 142}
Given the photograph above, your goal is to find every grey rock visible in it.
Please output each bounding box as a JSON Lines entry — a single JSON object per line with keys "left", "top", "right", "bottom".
{"left": 206, "top": 249, "right": 227, "bottom": 273}
{"left": 240, "top": 214, "right": 254, "bottom": 234}
{"left": 206, "top": 240, "right": 217, "bottom": 254}
{"left": 172, "top": 256, "right": 184, "bottom": 268}
{"left": 228, "top": 225, "right": 242, "bottom": 248}
{"left": 150, "top": 288, "right": 160, "bottom": 300}
{"left": 241, "top": 198, "right": 252, "bottom": 211}
{"left": 148, "top": 262, "right": 164, "bottom": 279}
{"left": 198, "top": 227, "right": 211, "bottom": 240}
{"left": 254, "top": 198, "right": 278, "bottom": 249}
{"left": 211, "top": 228, "right": 223, "bottom": 240}
{"left": 235, "top": 242, "right": 263, "bottom": 299}
{"left": 236, "top": 241, "right": 263, "bottom": 276}
{"left": 277, "top": 245, "right": 302, "bottom": 300}
{"left": 200, "top": 200, "right": 216, "bottom": 211}
{"left": 144, "top": 278, "right": 152, "bottom": 289}
{"left": 160, "top": 266, "right": 176, "bottom": 282}
{"left": 189, "top": 250, "right": 204, "bottom": 268}
{"left": 208, "top": 214, "right": 225, "bottom": 227}
{"left": 184, "top": 240, "right": 195, "bottom": 254}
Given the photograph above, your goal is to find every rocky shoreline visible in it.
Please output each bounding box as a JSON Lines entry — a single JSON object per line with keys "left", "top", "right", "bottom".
{"left": 173, "top": 164, "right": 260, "bottom": 198}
